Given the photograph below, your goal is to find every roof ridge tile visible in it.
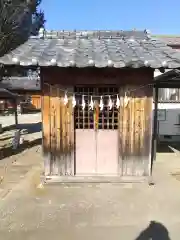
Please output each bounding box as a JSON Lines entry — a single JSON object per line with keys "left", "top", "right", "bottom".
{"left": 36, "top": 29, "right": 149, "bottom": 40}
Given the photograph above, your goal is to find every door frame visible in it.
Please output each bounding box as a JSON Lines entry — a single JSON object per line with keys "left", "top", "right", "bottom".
{"left": 73, "top": 85, "right": 120, "bottom": 176}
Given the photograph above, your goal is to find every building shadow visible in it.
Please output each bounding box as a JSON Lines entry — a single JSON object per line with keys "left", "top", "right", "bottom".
{"left": 157, "top": 142, "right": 180, "bottom": 153}
{"left": 3, "top": 122, "right": 42, "bottom": 133}
{"left": 135, "top": 221, "right": 171, "bottom": 240}
{"left": 157, "top": 142, "right": 174, "bottom": 153}
{"left": 0, "top": 135, "right": 14, "bottom": 141}
{"left": 18, "top": 122, "right": 42, "bottom": 134}
{"left": 0, "top": 138, "right": 42, "bottom": 160}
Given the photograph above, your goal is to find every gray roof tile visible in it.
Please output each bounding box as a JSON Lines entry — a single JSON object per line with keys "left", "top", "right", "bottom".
{"left": 0, "top": 88, "right": 18, "bottom": 99}
{"left": 0, "top": 77, "right": 40, "bottom": 91}
{"left": 154, "top": 69, "right": 180, "bottom": 81}
{"left": 1, "top": 30, "right": 180, "bottom": 69}
{"left": 153, "top": 36, "right": 180, "bottom": 46}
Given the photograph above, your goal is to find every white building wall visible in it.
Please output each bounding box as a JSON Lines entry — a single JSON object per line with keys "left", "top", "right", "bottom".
{"left": 154, "top": 103, "right": 180, "bottom": 136}
{"left": 153, "top": 70, "right": 180, "bottom": 142}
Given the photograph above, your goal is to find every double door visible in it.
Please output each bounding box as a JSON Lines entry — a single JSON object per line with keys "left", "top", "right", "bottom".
{"left": 75, "top": 87, "right": 119, "bottom": 176}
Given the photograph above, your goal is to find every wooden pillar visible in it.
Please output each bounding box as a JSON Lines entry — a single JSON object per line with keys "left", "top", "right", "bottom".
{"left": 14, "top": 99, "right": 18, "bottom": 128}
{"left": 150, "top": 85, "right": 158, "bottom": 175}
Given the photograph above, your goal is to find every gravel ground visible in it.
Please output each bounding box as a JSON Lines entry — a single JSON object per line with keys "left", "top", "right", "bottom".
{"left": 0, "top": 150, "right": 179, "bottom": 239}
{"left": 0, "top": 113, "right": 42, "bottom": 198}
{"left": 0, "top": 113, "right": 41, "bottom": 129}
{"left": 0, "top": 114, "right": 180, "bottom": 239}
{"left": 0, "top": 112, "right": 41, "bottom": 150}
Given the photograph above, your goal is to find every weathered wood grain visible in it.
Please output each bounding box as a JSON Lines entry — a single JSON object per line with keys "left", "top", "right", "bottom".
{"left": 42, "top": 84, "right": 51, "bottom": 176}
{"left": 42, "top": 84, "right": 75, "bottom": 176}
{"left": 119, "top": 85, "right": 153, "bottom": 176}
{"left": 31, "top": 95, "right": 41, "bottom": 109}
{"left": 41, "top": 68, "right": 153, "bottom": 178}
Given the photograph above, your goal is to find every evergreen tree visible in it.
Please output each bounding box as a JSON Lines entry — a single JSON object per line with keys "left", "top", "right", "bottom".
{"left": 0, "top": 0, "right": 45, "bottom": 56}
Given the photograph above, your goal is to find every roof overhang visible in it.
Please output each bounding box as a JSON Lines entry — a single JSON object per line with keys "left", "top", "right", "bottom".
{"left": 152, "top": 35, "right": 180, "bottom": 46}
{"left": 154, "top": 69, "right": 180, "bottom": 88}
{"left": 0, "top": 30, "right": 180, "bottom": 69}
{"left": 0, "top": 76, "right": 40, "bottom": 91}
{"left": 0, "top": 88, "right": 19, "bottom": 99}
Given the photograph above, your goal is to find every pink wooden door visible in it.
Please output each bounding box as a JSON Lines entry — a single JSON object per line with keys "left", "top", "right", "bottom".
{"left": 75, "top": 129, "right": 97, "bottom": 175}
{"left": 96, "top": 130, "right": 118, "bottom": 175}
{"left": 75, "top": 129, "right": 118, "bottom": 175}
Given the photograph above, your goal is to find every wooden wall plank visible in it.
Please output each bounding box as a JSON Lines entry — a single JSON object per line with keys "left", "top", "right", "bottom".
{"left": 64, "top": 100, "right": 68, "bottom": 174}
{"left": 59, "top": 88, "right": 66, "bottom": 175}
{"left": 42, "top": 84, "right": 75, "bottom": 176}
{"left": 56, "top": 87, "right": 61, "bottom": 175}
{"left": 130, "top": 91, "right": 135, "bottom": 175}
{"left": 31, "top": 95, "right": 41, "bottom": 109}
{"left": 42, "top": 84, "right": 51, "bottom": 176}
{"left": 144, "top": 89, "right": 153, "bottom": 175}
{"left": 66, "top": 88, "right": 74, "bottom": 175}
{"left": 61, "top": 94, "right": 66, "bottom": 174}
{"left": 50, "top": 85, "right": 57, "bottom": 175}
{"left": 118, "top": 85, "right": 153, "bottom": 176}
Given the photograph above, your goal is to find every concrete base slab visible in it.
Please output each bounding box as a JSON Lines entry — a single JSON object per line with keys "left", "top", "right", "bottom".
{"left": 44, "top": 175, "right": 148, "bottom": 184}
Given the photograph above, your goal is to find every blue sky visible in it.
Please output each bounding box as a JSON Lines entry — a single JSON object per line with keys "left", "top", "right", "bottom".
{"left": 40, "top": 0, "right": 180, "bottom": 35}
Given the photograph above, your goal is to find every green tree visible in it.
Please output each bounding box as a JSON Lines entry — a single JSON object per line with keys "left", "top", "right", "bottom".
{"left": 0, "top": 0, "right": 45, "bottom": 56}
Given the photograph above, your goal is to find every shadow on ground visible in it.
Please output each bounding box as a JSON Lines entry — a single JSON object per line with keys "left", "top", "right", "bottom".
{"left": 0, "top": 138, "right": 42, "bottom": 160}
{"left": 3, "top": 122, "right": 42, "bottom": 133}
{"left": 157, "top": 142, "right": 180, "bottom": 153}
{"left": 0, "top": 122, "right": 42, "bottom": 142}
{"left": 135, "top": 221, "right": 171, "bottom": 240}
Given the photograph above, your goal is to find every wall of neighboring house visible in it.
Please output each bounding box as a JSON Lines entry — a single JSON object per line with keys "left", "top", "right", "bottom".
{"left": 152, "top": 39, "right": 180, "bottom": 142}
{"left": 154, "top": 64, "right": 180, "bottom": 142}
{"left": 0, "top": 67, "right": 41, "bottom": 113}
{"left": 154, "top": 102, "right": 180, "bottom": 142}
{"left": 31, "top": 95, "right": 41, "bottom": 109}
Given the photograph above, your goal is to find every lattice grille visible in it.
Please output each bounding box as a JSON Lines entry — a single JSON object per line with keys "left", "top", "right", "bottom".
{"left": 74, "top": 87, "right": 119, "bottom": 130}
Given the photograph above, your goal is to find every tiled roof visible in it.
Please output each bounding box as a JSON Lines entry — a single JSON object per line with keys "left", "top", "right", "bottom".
{"left": 153, "top": 35, "right": 180, "bottom": 46}
{"left": 0, "top": 88, "right": 18, "bottom": 99}
{"left": 154, "top": 69, "right": 180, "bottom": 81}
{"left": 0, "top": 77, "right": 40, "bottom": 91}
{"left": 1, "top": 30, "right": 180, "bottom": 69}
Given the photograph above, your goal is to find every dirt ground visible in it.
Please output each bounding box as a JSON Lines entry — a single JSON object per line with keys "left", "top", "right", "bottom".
{"left": 0, "top": 146, "right": 179, "bottom": 239}
{"left": 0, "top": 114, "right": 180, "bottom": 239}
{"left": 0, "top": 113, "right": 42, "bottom": 197}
